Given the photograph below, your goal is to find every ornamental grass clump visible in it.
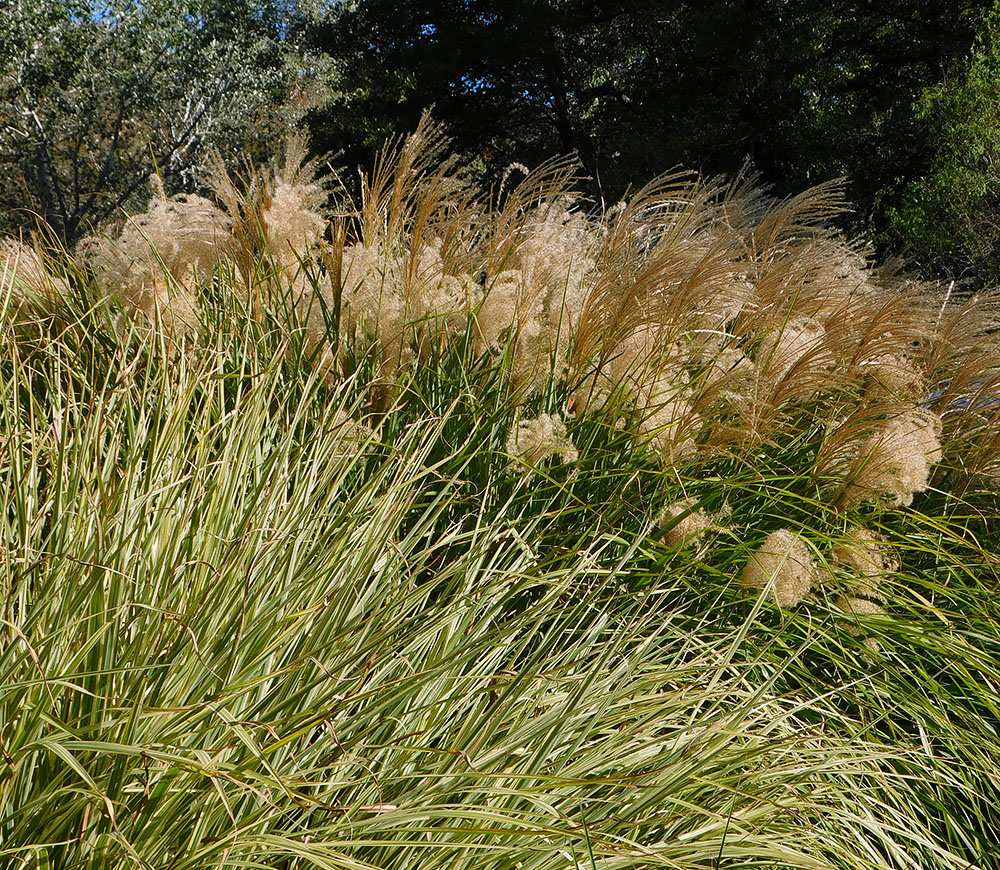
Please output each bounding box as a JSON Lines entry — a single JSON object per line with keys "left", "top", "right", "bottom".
{"left": 4, "top": 122, "right": 1000, "bottom": 869}
{"left": 3, "top": 115, "right": 999, "bottom": 492}
{"left": 206, "top": 133, "right": 331, "bottom": 298}
{"left": 36, "top": 115, "right": 994, "bottom": 490}
{"left": 316, "top": 117, "right": 479, "bottom": 381}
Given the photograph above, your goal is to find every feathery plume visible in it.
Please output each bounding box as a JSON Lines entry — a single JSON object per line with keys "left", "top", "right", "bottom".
{"left": 636, "top": 387, "right": 701, "bottom": 464}
{"left": 657, "top": 497, "right": 727, "bottom": 548}
{"left": 259, "top": 131, "right": 330, "bottom": 275}
{"left": 264, "top": 178, "right": 327, "bottom": 271}
{"left": 475, "top": 197, "right": 597, "bottom": 389}
{"left": 741, "top": 528, "right": 816, "bottom": 607}
{"left": 83, "top": 189, "right": 231, "bottom": 334}
{"left": 860, "top": 353, "right": 926, "bottom": 398}
{"left": 834, "top": 595, "right": 885, "bottom": 654}
{"left": 757, "top": 316, "right": 827, "bottom": 380}
{"left": 831, "top": 525, "right": 896, "bottom": 600}
{"left": 1, "top": 238, "right": 71, "bottom": 314}
{"left": 506, "top": 413, "right": 578, "bottom": 470}
{"left": 836, "top": 408, "right": 943, "bottom": 509}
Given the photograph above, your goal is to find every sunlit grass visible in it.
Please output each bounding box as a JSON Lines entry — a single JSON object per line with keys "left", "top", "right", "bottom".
{"left": 1, "top": 272, "right": 999, "bottom": 870}
{"left": 3, "top": 116, "right": 1000, "bottom": 866}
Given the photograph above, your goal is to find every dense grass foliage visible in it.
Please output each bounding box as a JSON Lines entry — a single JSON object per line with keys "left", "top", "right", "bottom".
{"left": 2, "top": 122, "right": 1000, "bottom": 868}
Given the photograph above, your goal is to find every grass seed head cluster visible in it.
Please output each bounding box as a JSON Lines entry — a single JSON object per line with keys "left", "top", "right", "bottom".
{"left": 741, "top": 528, "right": 817, "bottom": 607}
{"left": 6, "top": 116, "right": 1000, "bottom": 506}
{"left": 506, "top": 412, "right": 578, "bottom": 469}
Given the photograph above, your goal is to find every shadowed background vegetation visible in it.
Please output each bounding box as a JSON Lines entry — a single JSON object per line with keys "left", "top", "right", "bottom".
{"left": 5, "top": 0, "right": 1000, "bottom": 283}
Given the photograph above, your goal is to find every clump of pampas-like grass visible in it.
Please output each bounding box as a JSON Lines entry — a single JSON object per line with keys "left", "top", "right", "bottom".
{"left": 6, "top": 117, "right": 1000, "bottom": 870}
{"left": 315, "top": 116, "right": 478, "bottom": 383}
{"left": 205, "top": 133, "right": 330, "bottom": 296}
{"left": 4, "top": 112, "right": 1000, "bottom": 492}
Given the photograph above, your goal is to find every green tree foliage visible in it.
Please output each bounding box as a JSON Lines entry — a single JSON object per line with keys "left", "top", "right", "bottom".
{"left": 307, "top": 0, "right": 984, "bottom": 238}
{"left": 304, "top": 0, "right": 623, "bottom": 186}
{"left": 0, "top": 0, "right": 324, "bottom": 245}
{"left": 889, "top": 2, "right": 1000, "bottom": 283}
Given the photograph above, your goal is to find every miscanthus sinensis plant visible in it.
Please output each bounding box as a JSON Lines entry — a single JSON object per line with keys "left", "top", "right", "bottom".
{"left": 3, "top": 115, "right": 1000, "bottom": 869}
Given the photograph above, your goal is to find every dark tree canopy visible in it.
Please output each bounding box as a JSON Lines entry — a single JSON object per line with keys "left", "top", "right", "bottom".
{"left": 887, "top": 4, "right": 1000, "bottom": 282}
{"left": 308, "top": 0, "right": 987, "bottom": 245}
{"left": 2, "top": 0, "right": 997, "bottom": 279}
